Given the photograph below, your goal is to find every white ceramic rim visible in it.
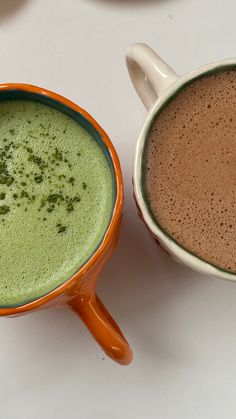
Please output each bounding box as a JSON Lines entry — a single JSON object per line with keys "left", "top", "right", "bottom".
{"left": 128, "top": 44, "right": 236, "bottom": 281}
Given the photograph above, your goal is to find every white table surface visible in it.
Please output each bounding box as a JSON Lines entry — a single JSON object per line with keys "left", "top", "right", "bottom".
{"left": 1, "top": 0, "right": 236, "bottom": 418}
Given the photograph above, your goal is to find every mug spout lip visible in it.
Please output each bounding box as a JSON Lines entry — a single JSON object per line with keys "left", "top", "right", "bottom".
{"left": 133, "top": 57, "right": 236, "bottom": 282}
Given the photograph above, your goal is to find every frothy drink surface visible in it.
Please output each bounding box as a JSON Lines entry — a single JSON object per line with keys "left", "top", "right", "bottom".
{"left": 0, "top": 100, "right": 113, "bottom": 306}
{"left": 144, "top": 70, "right": 236, "bottom": 272}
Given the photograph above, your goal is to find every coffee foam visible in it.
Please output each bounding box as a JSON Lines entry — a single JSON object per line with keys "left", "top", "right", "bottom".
{"left": 144, "top": 69, "right": 236, "bottom": 272}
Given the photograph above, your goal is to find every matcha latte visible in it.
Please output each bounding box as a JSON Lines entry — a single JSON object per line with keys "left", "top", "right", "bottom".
{"left": 0, "top": 100, "right": 114, "bottom": 307}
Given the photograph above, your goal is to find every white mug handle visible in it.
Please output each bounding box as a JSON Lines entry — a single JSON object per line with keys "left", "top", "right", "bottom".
{"left": 126, "top": 43, "right": 180, "bottom": 110}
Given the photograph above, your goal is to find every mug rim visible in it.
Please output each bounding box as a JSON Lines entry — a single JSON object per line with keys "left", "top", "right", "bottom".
{"left": 133, "top": 58, "right": 236, "bottom": 281}
{"left": 0, "top": 83, "right": 123, "bottom": 315}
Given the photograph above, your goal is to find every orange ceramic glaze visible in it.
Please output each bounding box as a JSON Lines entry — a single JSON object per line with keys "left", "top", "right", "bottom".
{"left": 0, "top": 83, "right": 132, "bottom": 365}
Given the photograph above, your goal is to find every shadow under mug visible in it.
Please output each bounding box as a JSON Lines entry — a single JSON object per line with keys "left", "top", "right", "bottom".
{"left": 0, "top": 83, "right": 132, "bottom": 365}
{"left": 126, "top": 43, "right": 236, "bottom": 282}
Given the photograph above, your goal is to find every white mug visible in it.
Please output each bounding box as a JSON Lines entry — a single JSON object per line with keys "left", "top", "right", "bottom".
{"left": 126, "top": 43, "right": 236, "bottom": 281}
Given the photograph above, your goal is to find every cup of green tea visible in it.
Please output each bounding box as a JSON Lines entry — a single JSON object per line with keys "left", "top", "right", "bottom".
{"left": 0, "top": 83, "right": 132, "bottom": 365}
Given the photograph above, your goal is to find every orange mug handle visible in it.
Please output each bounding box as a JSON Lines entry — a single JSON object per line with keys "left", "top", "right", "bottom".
{"left": 69, "top": 293, "right": 133, "bottom": 365}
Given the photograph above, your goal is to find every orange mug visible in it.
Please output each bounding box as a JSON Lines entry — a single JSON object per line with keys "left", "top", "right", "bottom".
{"left": 0, "top": 83, "right": 132, "bottom": 365}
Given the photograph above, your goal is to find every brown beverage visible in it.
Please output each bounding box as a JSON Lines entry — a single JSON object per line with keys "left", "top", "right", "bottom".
{"left": 144, "top": 69, "right": 236, "bottom": 272}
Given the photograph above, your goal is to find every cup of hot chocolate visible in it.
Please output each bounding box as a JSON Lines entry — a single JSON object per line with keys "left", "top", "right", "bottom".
{"left": 126, "top": 43, "right": 236, "bottom": 280}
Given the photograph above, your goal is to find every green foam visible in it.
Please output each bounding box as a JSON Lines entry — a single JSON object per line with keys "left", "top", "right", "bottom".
{"left": 0, "top": 100, "right": 114, "bottom": 307}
